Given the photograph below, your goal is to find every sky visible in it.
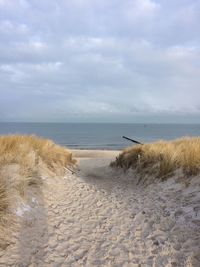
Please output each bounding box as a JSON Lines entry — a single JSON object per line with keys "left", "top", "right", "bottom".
{"left": 0, "top": 0, "right": 200, "bottom": 123}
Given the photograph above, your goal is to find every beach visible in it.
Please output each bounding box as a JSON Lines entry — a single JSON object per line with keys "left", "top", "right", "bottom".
{"left": 1, "top": 0, "right": 200, "bottom": 265}
{"left": 0, "top": 149, "right": 200, "bottom": 266}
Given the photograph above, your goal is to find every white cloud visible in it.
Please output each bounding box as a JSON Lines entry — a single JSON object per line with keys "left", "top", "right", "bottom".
{"left": 0, "top": 0, "right": 11, "bottom": 8}
{"left": 125, "top": 0, "right": 160, "bottom": 22}
{"left": 28, "top": 41, "right": 47, "bottom": 50}
{"left": 134, "top": 0, "right": 160, "bottom": 15}
{"left": 0, "top": 20, "right": 29, "bottom": 34}
{"left": 33, "top": 62, "right": 63, "bottom": 72}
{"left": 0, "top": 0, "right": 29, "bottom": 8}
{"left": 167, "top": 46, "right": 196, "bottom": 58}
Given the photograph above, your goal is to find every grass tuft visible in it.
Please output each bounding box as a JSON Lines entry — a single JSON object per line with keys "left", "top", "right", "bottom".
{"left": 111, "top": 137, "right": 200, "bottom": 179}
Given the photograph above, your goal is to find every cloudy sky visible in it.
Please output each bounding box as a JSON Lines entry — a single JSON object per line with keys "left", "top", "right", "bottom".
{"left": 0, "top": 0, "right": 200, "bottom": 123}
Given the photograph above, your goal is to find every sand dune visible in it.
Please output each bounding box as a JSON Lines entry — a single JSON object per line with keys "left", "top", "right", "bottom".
{"left": 0, "top": 150, "right": 200, "bottom": 266}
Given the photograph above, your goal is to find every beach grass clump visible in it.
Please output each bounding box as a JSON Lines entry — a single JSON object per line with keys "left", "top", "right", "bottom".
{"left": 0, "top": 135, "right": 75, "bottom": 174}
{"left": 111, "top": 137, "right": 200, "bottom": 179}
{"left": 0, "top": 134, "right": 76, "bottom": 226}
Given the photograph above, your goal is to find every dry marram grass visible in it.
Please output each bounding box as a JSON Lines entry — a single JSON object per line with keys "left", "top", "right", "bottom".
{"left": 111, "top": 137, "right": 200, "bottom": 179}
{"left": 0, "top": 175, "right": 9, "bottom": 223}
{"left": 0, "top": 135, "right": 76, "bottom": 225}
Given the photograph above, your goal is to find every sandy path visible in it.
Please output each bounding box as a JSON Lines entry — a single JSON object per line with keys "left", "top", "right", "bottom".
{"left": 1, "top": 150, "right": 200, "bottom": 266}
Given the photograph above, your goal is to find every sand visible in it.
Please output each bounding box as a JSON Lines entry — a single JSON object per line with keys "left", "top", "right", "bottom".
{"left": 0, "top": 149, "right": 200, "bottom": 267}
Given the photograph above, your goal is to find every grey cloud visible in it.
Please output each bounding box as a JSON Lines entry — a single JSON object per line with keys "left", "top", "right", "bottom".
{"left": 0, "top": 0, "right": 200, "bottom": 122}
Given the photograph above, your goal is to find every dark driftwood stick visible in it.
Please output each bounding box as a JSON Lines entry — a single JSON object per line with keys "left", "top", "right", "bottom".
{"left": 64, "top": 166, "right": 77, "bottom": 175}
{"left": 122, "top": 136, "right": 143, "bottom": 145}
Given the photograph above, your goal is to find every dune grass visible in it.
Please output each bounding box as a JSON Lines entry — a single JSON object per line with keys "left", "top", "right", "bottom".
{"left": 111, "top": 137, "right": 200, "bottom": 179}
{"left": 0, "top": 175, "right": 9, "bottom": 223}
{"left": 0, "top": 135, "right": 75, "bottom": 173}
{"left": 0, "top": 135, "right": 76, "bottom": 226}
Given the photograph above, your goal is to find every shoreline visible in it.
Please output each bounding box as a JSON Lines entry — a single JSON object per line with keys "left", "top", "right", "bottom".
{"left": 71, "top": 149, "right": 121, "bottom": 159}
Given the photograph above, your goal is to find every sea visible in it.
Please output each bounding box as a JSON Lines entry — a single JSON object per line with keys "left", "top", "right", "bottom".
{"left": 0, "top": 122, "right": 200, "bottom": 150}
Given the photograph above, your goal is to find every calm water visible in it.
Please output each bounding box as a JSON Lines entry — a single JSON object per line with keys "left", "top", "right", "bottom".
{"left": 0, "top": 123, "right": 200, "bottom": 150}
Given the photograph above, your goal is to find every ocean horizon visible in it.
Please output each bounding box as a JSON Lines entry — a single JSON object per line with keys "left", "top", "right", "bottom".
{"left": 0, "top": 122, "right": 200, "bottom": 150}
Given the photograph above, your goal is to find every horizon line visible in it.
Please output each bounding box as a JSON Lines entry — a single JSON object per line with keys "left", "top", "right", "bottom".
{"left": 1, "top": 121, "right": 200, "bottom": 125}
